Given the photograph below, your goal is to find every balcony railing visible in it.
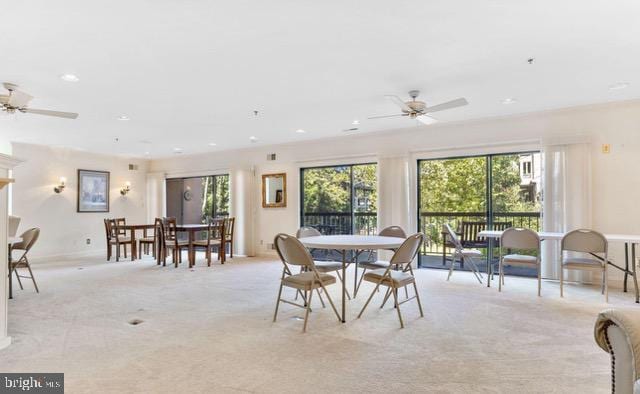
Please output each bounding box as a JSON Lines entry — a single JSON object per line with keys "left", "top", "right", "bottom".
{"left": 419, "top": 211, "right": 541, "bottom": 255}
{"left": 302, "top": 212, "right": 377, "bottom": 235}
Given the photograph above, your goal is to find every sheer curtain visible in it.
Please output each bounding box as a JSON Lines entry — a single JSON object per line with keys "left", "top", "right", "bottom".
{"left": 377, "top": 156, "right": 412, "bottom": 260}
{"left": 541, "top": 143, "right": 592, "bottom": 281}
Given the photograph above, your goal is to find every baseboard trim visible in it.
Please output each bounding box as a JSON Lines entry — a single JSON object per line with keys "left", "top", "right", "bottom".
{"left": 0, "top": 335, "right": 12, "bottom": 350}
{"left": 29, "top": 250, "right": 103, "bottom": 264}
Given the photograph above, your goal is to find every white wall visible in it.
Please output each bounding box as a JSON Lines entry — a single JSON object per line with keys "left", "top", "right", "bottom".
{"left": 149, "top": 99, "right": 640, "bottom": 285}
{"left": 11, "top": 143, "right": 149, "bottom": 260}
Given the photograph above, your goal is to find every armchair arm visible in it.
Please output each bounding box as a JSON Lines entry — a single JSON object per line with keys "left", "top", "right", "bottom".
{"left": 595, "top": 308, "right": 640, "bottom": 394}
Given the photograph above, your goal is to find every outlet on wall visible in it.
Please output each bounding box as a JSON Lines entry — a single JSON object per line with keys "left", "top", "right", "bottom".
{"left": 86, "top": 238, "right": 91, "bottom": 245}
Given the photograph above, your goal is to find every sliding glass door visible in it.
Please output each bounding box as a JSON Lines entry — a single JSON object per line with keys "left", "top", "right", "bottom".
{"left": 418, "top": 152, "right": 541, "bottom": 275}
{"left": 300, "top": 163, "right": 377, "bottom": 235}
{"left": 166, "top": 174, "right": 229, "bottom": 224}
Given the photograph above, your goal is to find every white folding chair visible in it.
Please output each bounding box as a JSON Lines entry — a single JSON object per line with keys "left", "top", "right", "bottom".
{"left": 561, "top": 229, "right": 608, "bottom": 302}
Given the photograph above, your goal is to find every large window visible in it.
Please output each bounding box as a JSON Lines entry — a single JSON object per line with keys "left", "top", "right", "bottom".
{"left": 300, "top": 163, "right": 377, "bottom": 235}
{"left": 166, "top": 174, "right": 229, "bottom": 224}
{"left": 417, "top": 152, "right": 541, "bottom": 274}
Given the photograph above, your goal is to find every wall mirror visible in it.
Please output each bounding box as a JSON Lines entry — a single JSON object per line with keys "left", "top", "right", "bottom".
{"left": 262, "top": 173, "right": 286, "bottom": 208}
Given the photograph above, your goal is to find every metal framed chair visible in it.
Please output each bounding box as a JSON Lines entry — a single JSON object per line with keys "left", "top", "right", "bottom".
{"left": 561, "top": 229, "right": 609, "bottom": 302}
{"left": 356, "top": 225, "right": 407, "bottom": 297}
{"left": 444, "top": 223, "right": 484, "bottom": 284}
{"left": 295, "top": 226, "right": 351, "bottom": 301}
{"left": 273, "top": 233, "right": 341, "bottom": 332}
{"left": 357, "top": 233, "right": 425, "bottom": 328}
{"left": 10, "top": 228, "right": 41, "bottom": 293}
{"left": 497, "top": 227, "right": 541, "bottom": 295}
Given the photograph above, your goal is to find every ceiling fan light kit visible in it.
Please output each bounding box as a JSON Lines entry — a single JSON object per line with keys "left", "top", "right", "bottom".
{"left": 1, "top": 82, "right": 79, "bottom": 119}
{"left": 369, "top": 89, "right": 467, "bottom": 125}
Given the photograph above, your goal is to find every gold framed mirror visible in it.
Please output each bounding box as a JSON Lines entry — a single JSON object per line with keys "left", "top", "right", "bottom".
{"left": 262, "top": 173, "right": 287, "bottom": 208}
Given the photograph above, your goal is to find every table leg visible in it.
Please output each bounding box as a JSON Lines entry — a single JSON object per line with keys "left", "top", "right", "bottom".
{"left": 624, "top": 243, "right": 629, "bottom": 292}
{"left": 189, "top": 230, "right": 195, "bottom": 268}
{"left": 487, "top": 238, "right": 494, "bottom": 287}
{"left": 353, "top": 251, "right": 358, "bottom": 296}
{"left": 632, "top": 243, "right": 639, "bottom": 303}
{"left": 341, "top": 249, "right": 346, "bottom": 323}
{"left": 130, "top": 229, "right": 137, "bottom": 261}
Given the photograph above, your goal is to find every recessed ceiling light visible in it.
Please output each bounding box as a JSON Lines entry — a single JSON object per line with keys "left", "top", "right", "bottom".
{"left": 118, "top": 115, "right": 130, "bottom": 121}
{"left": 173, "top": 147, "right": 182, "bottom": 152}
{"left": 352, "top": 120, "right": 360, "bottom": 125}
{"left": 249, "top": 136, "right": 258, "bottom": 142}
{"left": 208, "top": 142, "right": 217, "bottom": 146}
{"left": 609, "top": 82, "right": 630, "bottom": 91}
{"left": 144, "top": 151, "right": 150, "bottom": 155}
{"left": 295, "top": 129, "right": 306, "bottom": 134}
{"left": 60, "top": 74, "right": 79, "bottom": 82}
{"left": 502, "top": 98, "right": 517, "bottom": 104}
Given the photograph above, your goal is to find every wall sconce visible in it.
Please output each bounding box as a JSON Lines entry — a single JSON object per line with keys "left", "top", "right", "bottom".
{"left": 120, "top": 181, "right": 131, "bottom": 196}
{"left": 54, "top": 177, "right": 66, "bottom": 193}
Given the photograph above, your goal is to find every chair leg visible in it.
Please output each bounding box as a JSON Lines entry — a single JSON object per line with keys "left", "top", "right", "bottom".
{"left": 316, "top": 288, "right": 326, "bottom": 308}
{"left": 380, "top": 287, "right": 392, "bottom": 309}
{"left": 15, "top": 269, "right": 24, "bottom": 290}
{"left": 124, "top": 244, "right": 127, "bottom": 258}
{"left": 354, "top": 267, "right": 367, "bottom": 297}
{"left": 537, "top": 264, "right": 541, "bottom": 297}
{"left": 230, "top": 240, "right": 233, "bottom": 258}
{"left": 604, "top": 267, "right": 609, "bottom": 303}
{"left": 498, "top": 259, "right": 503, "bottom": 292}
{"left": 413, "top": 281, "right": 424, "bottom": 317}
{"left": 392, "top": 286, "right": 404, "bottom": 328}
{"left": 358, "top": 281, "right": 382, "bottom": 319}
{"left": 207, "top": 246, "right": 212, "bottom": 266}
{"left": 25, "top": 261, "right": 39, "bottom": 293}
{"left": 317, "top": 282, "right": 341, "bottom": 321}
{"left": 560, "top": 267, "right": 564, "bottom": 297}
{"left": 302, "top": 286, "right": 314, "bottom": 333}
{"left": 273, "top": 282, "right": 284, "bottom": 322}
{"left": 336, "top": 271, "right": 351, "bottom": 300}
{"left": 447, "top": 251, "right": 457, "bottom": 281}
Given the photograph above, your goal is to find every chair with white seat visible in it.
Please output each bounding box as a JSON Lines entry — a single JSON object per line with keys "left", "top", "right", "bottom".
{"left": 444, "top": 223, "right": 483, "bottom": 284}
{"left": 273, "top": 233, "right": 341, "bottom": 332}
{"left": 295, "top": 226, "right": 351, "bottom": 301}
{"left": 497, "top": 227, "right": 541, "bottom": 295}
{"left": 355, "top": 225, "right": 407, "bottom": 297}
{"left": 561, "top": 229, "right": 609, "bottom": 302}
{"left": 357, "top": 233, "right": 425, "bottom": 328}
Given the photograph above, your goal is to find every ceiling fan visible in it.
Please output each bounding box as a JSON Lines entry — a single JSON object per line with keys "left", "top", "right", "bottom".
{"left": 0, "top": 82, "right": 78, "bottom": 119}
{"left": 369, "top": 90, "right": 467, "bottom": 125}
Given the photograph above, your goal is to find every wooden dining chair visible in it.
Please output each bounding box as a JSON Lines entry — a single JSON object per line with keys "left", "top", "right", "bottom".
{"left": 138, "top": 224, "right": 157, "bottom": 258}
{"left": 107, "top": 219, "right": 133, "bottom": 262}
{"left": 192, "top": 218, "right": 225, "bottom": 266}
{"left": 153, "top": 218, "right": 164, "bottom": 265}
{"left": 104, "top": 218, "right": 113, "bottom": 260}
{"left": 161, "top": 217, "right": 189, "bottom": 268}
{"left": 10, "top": 228, "right": 41, "bottom": 294}
{"left": 224, "top": 217, "right": 235, "bottom": 259}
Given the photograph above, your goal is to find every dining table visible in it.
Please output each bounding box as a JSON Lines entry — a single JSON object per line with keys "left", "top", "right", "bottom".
{"left": 478, "top": 230, "right": 640, "bottom": 303}
{"left": 299, "top": 235, "right": 404, "bottom": 322}
{"left": 8, "top": 236, "right": 23, "bottom": 299}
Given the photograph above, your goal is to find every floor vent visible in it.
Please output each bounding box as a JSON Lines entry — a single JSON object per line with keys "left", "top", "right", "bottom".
{"left": 128, "top": 319, "right": 144, "bottom": 326}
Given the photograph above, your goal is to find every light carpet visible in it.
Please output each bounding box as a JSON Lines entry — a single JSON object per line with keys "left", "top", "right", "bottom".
{"left": 1, "top": 254, "right": 630, "bottom": 393}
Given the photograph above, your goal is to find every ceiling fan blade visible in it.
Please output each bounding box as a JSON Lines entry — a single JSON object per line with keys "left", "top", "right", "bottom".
{"left": 8, "top": 90, "right": 33, "bottom": 108}
{"left": 417, "top": 114, "right": 438, "bottom": 125}
{"left": 384, "top": 95, "right": 411, "bottom": 112}
{"left": 424, "top": 98, "right": 468, "bottom": 113}
{"left": 23, "top": 108, "right": 79, "bottom": 119}
{"left": 368, "top": 114, "right": 406, "bottom": 119}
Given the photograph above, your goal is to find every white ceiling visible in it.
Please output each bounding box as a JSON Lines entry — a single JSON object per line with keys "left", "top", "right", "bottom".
{"left": 2, "top": 0, "right": 640, "bottom": 158}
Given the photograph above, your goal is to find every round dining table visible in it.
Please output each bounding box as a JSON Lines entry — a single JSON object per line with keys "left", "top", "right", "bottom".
{"left": 299, "top": 235, "right": 404, "bottom": 322}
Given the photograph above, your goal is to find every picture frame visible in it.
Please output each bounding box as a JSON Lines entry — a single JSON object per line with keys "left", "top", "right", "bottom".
{"left": 77, "top": 169, "right": 110, "bottom": 213}
{"left": 262, "top": 173, "right": 287, "bottom": 208}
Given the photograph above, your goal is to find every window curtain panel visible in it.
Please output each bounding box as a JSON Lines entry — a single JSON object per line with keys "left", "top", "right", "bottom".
{"left": 541, "top": 143, "right": 592, "bottom": 282}
{"left": 377, "top": 156, "right": 411, "bottom": 260}
{"left": 230, "top": 166, "right": 254, "bottom": 257}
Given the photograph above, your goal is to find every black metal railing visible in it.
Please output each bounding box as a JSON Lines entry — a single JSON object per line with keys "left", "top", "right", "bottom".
{"left": 302, "top": 212, "right": 377, "bottom": 235}
{"left": 419, "top": 211, "right": 541, "bottom": 255}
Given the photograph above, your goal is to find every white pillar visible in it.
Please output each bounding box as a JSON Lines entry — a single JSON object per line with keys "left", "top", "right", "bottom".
{"left": 230, "top": 166, "right": 256, "bottom": 257}
{"left": 146, "top": 172, "right": 165, "bottom": 222}
{"left": 0, "top": 153, "right": 23, "bottom": 350}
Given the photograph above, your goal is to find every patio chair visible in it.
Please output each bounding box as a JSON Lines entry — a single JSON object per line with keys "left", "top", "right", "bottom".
{"left": 561, "top": 229, "right": 608, "bottom": 302}
{"left": 273, "top": 233, "right": 341, "bottom": 332}
{"left": 357, "top": 233, "right": 425, "bottom": 328}
{"left": 496, "top": 228, "right": 541, "bottom": 295}
{"left": 444, "top": 224, "right": 483, "bottom": 284}
{"left": 10, "top": 228, "right": 41, "bottom": 293}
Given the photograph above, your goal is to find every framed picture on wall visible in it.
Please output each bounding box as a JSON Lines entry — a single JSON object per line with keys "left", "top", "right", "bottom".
{"left": 77, "top": 169, "right": 110, "bottom": 212}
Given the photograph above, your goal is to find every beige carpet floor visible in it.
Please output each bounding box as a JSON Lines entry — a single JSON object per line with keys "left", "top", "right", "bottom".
{"left": 0, "top": 254, "right": 631, "bottom": 393}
